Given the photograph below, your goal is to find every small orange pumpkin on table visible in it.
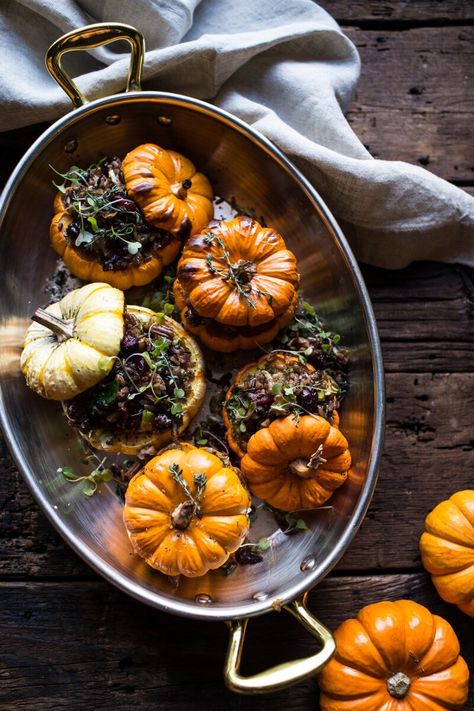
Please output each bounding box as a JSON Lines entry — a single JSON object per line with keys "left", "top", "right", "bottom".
{"left": 50, "top": 146, "right": 213, "bottom": 290}
{"left": 318, "top": 599, "right": 469, "bottom": 710}
{"left": 240, "top": 414, "right": 351, "bottom": 511}
{"left": 123, "top": 443, "right": 251, "bottom": 577}
{"left": 420, "top": 490, "right": 474, "bottom": 616}
{"left": 173, "top": 215, "right": 300, "bottom": 352}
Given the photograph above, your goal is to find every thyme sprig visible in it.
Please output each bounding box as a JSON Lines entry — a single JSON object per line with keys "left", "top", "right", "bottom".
{"left": 203, "top": 231, "right": 274, "bottom": 309}
{"left": 169, "top": 464, "right": 207, "bottom": 515}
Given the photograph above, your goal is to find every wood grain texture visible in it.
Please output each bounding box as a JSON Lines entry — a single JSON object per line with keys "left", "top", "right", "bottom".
{"left": 366, "top": 263, "right": 474, "bottom": 372}
{"left": 319, "top": 1, "right": 474, "bottom": 23}
{"left": 0, "top": 574, "right": 472, "bottom": 710}
{"left": 345, "top": 26, "right": 474, "bottom": 181}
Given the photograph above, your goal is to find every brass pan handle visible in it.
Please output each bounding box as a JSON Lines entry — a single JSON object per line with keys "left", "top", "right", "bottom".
{"left": 224, "top": 594, "right": 335, "bottom": 694}
{"left": 46, "top": 23, "right": 145, "bottom": 108}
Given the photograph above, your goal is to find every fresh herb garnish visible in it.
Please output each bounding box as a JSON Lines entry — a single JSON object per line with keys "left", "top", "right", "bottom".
{"left": 169, "top": 464, "right": 207, "bottom": 516}
{"left": 58, "top": 457, "right": 114, "bottom": 497}
{"left": 51, "top": 158, "right": 162, "bottom": 270}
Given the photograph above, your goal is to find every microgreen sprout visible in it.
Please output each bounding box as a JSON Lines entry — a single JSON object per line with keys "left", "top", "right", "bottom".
{"left": 57, "top": 456, "right": 114, "bottom": 497}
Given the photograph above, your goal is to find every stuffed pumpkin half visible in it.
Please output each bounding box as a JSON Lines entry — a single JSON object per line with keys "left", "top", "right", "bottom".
{"left": 21, "top": 282, "right": 206, "bottom": 455}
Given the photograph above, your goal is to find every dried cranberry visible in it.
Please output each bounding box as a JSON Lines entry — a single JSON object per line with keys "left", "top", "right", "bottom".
{"left": 121, "top": 332, "right": 139, "bottom": 355}
{"left": 123, "top": 399, "right": 142, "bottom": 416}
{"left": 235, "top": 547, "right": 263, "bottom": 565}
{"left": 298, "top": 387, "right": 318, "bottom": 411}
{"left": 154, "top": 413, "right": 172, "bottom": 430}
{"left": 115, "top": 197, "right": 137, "bottom": 211}
{"left": 255, "top": 390, "right": 273, "bottom": 410}
{"left": 66, "top": 222, "right": 80, "bottom": 240}
{"left": 134, "top": 355, "right": 149, "bottom": 375}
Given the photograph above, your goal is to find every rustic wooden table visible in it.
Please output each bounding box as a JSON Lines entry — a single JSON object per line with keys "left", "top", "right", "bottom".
{"left": 1, "top": 2, "right": 473, "bottom": 709}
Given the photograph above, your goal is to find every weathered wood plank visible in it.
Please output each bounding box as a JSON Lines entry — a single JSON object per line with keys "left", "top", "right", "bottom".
{"left": 2, "top": 370, "right": 473, "bottom": 576}
{"left": 318, "top": 1, "right": 474, "bottom": 23}
{"left": 0, "top": 574, "right": 472, "bottom": 710}
{"left": 363, "top": 263, "right": 474, "bottom": 372}
{"left": 341, "top": 371, "right": 474, "bottom": 570}
{"left": 344, "top": 27, "right": 474, "bottom": 181}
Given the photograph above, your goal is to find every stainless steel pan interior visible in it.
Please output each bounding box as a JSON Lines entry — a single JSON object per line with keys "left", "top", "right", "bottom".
{"left": 0, "top": 22, "right": 384, "bottom": 692}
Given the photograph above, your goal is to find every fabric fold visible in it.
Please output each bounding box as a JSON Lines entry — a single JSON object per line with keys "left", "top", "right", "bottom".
{"left": 0, "top": 0, "right": 472, "bottom": 267}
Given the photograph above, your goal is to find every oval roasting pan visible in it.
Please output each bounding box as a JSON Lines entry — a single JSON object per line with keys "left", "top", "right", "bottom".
{"left": 0, "top": 23, "right": 384, "bottom": 693}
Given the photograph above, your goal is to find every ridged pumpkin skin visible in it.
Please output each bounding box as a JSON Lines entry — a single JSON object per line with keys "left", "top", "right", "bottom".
{"left": 123, "top": 444, "right": 251, "bottom": 577}
{"left": 50, "top": 193, "right": 181, "bottom": 290}
{"left": 176, "top": 215, "right": 299, "bottom": 324}
{"left": 122, "top": 143, "right": 214, "bottom": 238}
{"left": 319, "top": 599, "right": 469, "bottom": 710}
{"left": 420, "top": 490, "right": 474, "bottom": 617}
{"left": 174, "top": 279, "right": 297, "bottom": 352}
{"left": 21, "top": 282, "right": 124, "bottom": 400}
{"left": 240, "top": 415, "right": 350, "bottom": 511}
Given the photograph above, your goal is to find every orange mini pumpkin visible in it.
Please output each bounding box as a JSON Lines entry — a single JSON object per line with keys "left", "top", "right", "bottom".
{"left": 173, "top": 216, "right": 299, "bottom": 351}
{"left": 420, "top": 490, "right": 474, "bottom": 617}
{"left": 122, "top": 143, "right": 213, "bottom": 238}
{"left": 123, "top": 444, "right": 251, "bottom": 577}
{"left": 223, "top": 352, "right": 341, "bottom": 458}
{"left": 319, "top": 599, "right": 469, "bottom": 710}
{"left": 240, "top": 414, "right": 350, "bottom": 511}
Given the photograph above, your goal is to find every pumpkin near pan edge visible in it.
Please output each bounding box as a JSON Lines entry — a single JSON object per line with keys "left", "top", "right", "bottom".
{"left": 50, "top": 192, "right": 181, "bottom": 290}
{"left": 240, "top": 414, "right": 351, "bottom": 511}
{"left": 420, "top": 490, "right": 474, "bottom": 617}
{"left": 20, "top": 282, "right": 124, "bottom": 400}
{"left": 123, "top": 444, "right": 251, "bottom": 577}
{"left": 318, "top": 599, "right": 469, "bottom": 710}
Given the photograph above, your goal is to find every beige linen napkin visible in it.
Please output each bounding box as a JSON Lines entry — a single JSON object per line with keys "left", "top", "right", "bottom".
{"left": 0, "top": 0, "right": 472, "bottom": 267}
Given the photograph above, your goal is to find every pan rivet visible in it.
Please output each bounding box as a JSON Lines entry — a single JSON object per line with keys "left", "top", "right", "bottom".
{"left": 195, "top": 593, "right": 213, "bottom": 604}
{"left": 157, "top": 115, "right": 173, "bottom": 126}
{"left": 63, "top": 138, "right": 78, "bottom": 153}
{"left": 105, "top": 114, "right": 121, "bottom": 125}
{"left": 300, "top": 556, "right": 316, "bottom": 572}
{"left": 252, "top": 591, "right": 269, "bottom": 601}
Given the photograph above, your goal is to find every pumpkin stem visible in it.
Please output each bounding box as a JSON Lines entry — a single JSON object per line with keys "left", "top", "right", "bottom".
{"left": 170, "top": 179, "right": 192, "bottom": 200}
{"left": 230, "top": 259, "right": 257, "bottom": 286}
{"left": 387, "top": 672, "right": 411, "bottom": 699}
{"left": 289, "top": 444, "right": 327, "bottom": 478}
{"left": 289, "top": 458, "right": 313, "bottom": 478}
{"left": 31, "top": 308, "right": 74, "bottom": 340}
{"left": 171, "top": 499, "right": 196, "bottom": 530}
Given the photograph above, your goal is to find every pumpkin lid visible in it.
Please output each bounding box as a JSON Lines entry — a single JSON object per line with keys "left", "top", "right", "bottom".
{"left": 122, "top": 143, "right": 214, "bottom": 239}
{"left": 21, "top": 282, "right": 125, "bottom": 400}
{"left": 175, "top": 216, "right": 300, "bottom": 329}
